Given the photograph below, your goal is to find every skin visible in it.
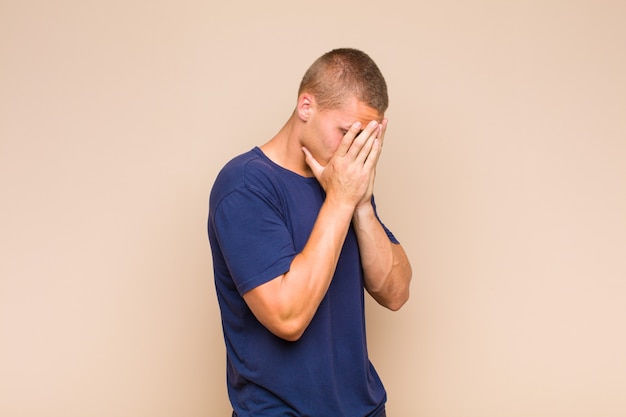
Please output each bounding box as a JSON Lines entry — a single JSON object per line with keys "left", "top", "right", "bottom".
{"left": 246, "top": 92, "right": 412, "bottom": 341}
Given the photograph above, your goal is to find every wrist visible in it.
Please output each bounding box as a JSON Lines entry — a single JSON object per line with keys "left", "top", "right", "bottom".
{"left": 352, "top": 201, "right": 376, "bottom": 225}
{"left": 324, "top": 193, "right": 358, "bottom": 218}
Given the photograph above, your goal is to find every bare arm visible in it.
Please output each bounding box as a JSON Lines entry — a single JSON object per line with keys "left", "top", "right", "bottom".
{"left": 243, "top": 121, "right": 381, "bottom": 341}
{"left": 243, "top": 199, "right": 353, "bottom": 341}
{"left": 352, "top": 118, "right": 412, "bottom": 310}
{"left": 352, "top": 204, "right": 412, "bottom": 310}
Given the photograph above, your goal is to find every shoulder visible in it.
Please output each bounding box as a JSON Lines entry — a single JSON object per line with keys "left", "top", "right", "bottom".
{"left": 213, "top": 147, "right": 266, "bottom": 186}
{"left": 210, "top": 148, "right": 281, "bottom": 207}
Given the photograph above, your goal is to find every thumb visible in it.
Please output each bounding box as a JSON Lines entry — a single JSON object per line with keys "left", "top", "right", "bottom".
{"left": 302, "top": 146, "right": 324, "bottom": 179}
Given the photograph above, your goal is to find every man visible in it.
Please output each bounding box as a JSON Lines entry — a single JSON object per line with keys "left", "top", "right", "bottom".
{"left": 208, "top": 48, "right": 412, "bottom": 417}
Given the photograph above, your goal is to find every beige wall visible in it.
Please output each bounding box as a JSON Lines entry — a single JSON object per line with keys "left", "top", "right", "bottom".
{"left": 1, "top": 1, "right": 625, "bottom": 416}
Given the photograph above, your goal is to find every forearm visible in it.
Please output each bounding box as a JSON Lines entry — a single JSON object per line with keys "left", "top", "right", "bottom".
{"left": 352, "top": 204, "right": 412, "bottom": 311}
{"left": 244, "top": 198, "right": 354, "bottom": 340}
{"left": 282, "top": 199, "right": 354, "bottom": 319}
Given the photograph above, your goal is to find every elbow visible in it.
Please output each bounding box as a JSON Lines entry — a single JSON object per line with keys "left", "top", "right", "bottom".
{"left": 244, "top": 284, "right": 312, "bottom": 342}
{"left": 267, "top": 316, "right": 309, "bottom": 342}
{"left": 273, "top": 326, "right": 305, "bottom": 342}
{"left": 387, "top": 297, "right": 409, "bottom": 311}
{"left": 368, "top": 284, "right": 410, "bottom": 311}
{"left": 375, "top": 264, "right": 412, "bottom": 311}
{"left": 383, "top": 246, "right": 412, "bottom": 311}
{"left": 385, "top": 289, "right": 410, "bottom": 311}
{"left": 279, "top": 332, "right": 304, "bottom": 342}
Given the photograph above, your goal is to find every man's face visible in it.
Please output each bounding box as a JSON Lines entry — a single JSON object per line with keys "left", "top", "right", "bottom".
{"left": 304, "top": 96, "right": 382, "bottom": 166}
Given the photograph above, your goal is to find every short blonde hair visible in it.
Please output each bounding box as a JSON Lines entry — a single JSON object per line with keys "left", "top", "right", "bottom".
{"left": 298, "top": 48, "right": 388, "bottom": 113}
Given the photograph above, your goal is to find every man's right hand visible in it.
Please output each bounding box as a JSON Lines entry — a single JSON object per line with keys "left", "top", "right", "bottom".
{"left": 302, "top": 120, "right": 382, "bottom": 210}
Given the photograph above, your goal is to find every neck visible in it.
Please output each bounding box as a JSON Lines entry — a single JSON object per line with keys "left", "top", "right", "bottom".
{"left": 260, "top": 114, "right": 312, "bottom": 177}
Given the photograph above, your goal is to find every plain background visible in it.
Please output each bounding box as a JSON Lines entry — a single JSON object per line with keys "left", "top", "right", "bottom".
{"left": 1, "top": 0, "right": 625, "bottom": 416}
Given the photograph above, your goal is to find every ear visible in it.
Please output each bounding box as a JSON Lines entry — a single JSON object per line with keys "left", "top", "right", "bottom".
{"left": 296, "top": 93, "right": 314, "bottom": 122}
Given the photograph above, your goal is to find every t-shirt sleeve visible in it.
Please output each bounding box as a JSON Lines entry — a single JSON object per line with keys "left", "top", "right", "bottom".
{"left": 212, "top": 188, "right": 296, "bottom": 296}
{"left": 372, "top": 195, "right": 400, "bottom": 245}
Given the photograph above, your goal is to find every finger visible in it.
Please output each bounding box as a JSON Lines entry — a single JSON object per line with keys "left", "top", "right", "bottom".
{"left": 334, "top": 121, "right": 362, "bottom": 156}
{"left": 355, "top": 130, "right": 377, "bottom": 165}
{"left": 302, "top": 147, "right": 324, "bottom": 179}
{"left": 378, "top": 118, "right": 388, "bottom": 146}
{"left": 363, "top": 138, "right": 382, "bottom": 170}
{"left": 347, "top": 120, "right": 379, "bottom": 160}
{"left": 363, "top": 122, "right": 385, "bottom": 166}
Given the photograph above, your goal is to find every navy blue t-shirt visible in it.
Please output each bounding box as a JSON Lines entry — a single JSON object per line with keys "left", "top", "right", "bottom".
{"left": 208, "top": 147, "right": 397, "bottom": 417}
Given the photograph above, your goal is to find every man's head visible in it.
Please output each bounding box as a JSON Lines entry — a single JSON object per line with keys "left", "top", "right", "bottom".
{"left": 288, "top": 48, "right": 388, "bottom": 172}
{"left": 298, "top": 48, "right": 388, "bottom": 114}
